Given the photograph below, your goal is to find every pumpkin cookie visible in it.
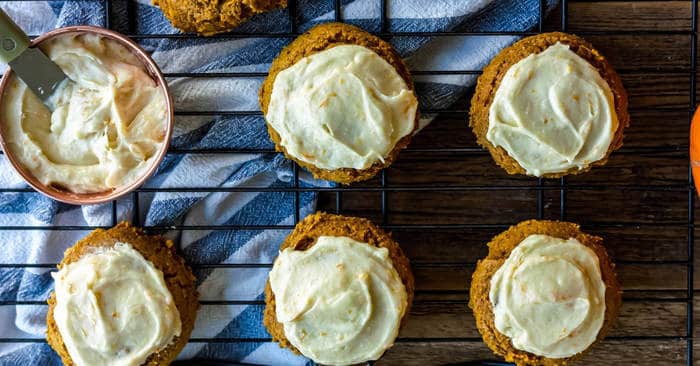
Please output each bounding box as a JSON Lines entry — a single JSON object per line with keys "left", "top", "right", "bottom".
{"left": 47, "top": 222, "right": 198, "bottom": 366}
{"left": 153, "top": 0, "right": 287, "bottom": 36}
{"left": 469, "top": 220, "right": 622, "bottom": 366}
{"left": 469, "top": 32, "right": 629, "bottom": 177}
{"left": 260, "top": 22, "right": 419, "bottom": 184}
{"left": 264, "top": 212, "right": 414, "bottom": 364}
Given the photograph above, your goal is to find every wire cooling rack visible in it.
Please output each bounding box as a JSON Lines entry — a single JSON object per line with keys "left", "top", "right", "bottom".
{"left": 0, "top": 0, "right": 696, "bottom": 365}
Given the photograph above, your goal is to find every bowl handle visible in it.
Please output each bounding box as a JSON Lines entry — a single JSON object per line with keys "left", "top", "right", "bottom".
{"left": 0, "top": 9, "right": 30, "bottom": 64}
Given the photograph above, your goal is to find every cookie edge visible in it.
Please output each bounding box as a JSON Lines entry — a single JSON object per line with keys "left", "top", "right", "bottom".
{"left": 468, "top": 219, "right": 623, "bottom": 366}
{"left": 468, "top": 31, "right": 630, "bottom": 178}
{"left": 263, "top": 212, "right": 415, "bottom": 359}
{"left": 46, "top": 222, "right": 200, "bottom": 366}
{"left": 259, "top": 22, "right": 420, "bottom": 184}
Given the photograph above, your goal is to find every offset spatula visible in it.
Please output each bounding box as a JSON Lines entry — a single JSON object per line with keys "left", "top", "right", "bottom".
{"left": 0, "top": 9, "right": 70, "bottom": 110}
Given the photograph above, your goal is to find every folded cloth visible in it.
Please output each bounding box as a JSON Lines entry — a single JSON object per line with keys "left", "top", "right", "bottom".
{"left": 0, "top": 0, "right": 556, "bottom": 364}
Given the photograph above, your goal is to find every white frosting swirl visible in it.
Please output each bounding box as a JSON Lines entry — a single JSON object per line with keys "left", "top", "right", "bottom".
{"left": 269, "top": 236, "right": 408, "bottom": 365}
{"left": 1, "top": 33, "right": 167, "bottom": 193}
{"left": 489, "top": 234, "right": 606, "bottom": 359}
{"left": 51, "top": 242, "right": 181, "bottom": 366}
{"left": 487, "top": 42, "right": 618, "bottom": 176}
{"left": 265, "top": 44, "right": 418, "bottom": 170}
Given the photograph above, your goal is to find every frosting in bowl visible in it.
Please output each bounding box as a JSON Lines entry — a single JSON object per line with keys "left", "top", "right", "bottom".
{"left": 1, "top": 32, "right": 167, "bottom": 193}
{"left": 487, "top": 42, "right": 618, "bottom": 176}
{"left": 265, "top": 44, "right": 418, "bottom": 171}
{"left": 269, "top": 236, "right": 408, "bottom": 365}
{"left": 489, "top": 234, "right": 606, "bottom": 359}
{"left": 51, "top": 242, "right": 181, "bottom": 366}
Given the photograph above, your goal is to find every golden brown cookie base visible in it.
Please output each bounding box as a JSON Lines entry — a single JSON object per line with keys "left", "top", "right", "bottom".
{"left": 259, "top": 22, "right": 420, "bottom": 184}
{"left": 468, "top": 220, "right": 622, "bottom": 366}
{"left": 153, "top": 0, "right": 287, "bottom": 36}
{"left": 46, "top": 222, "right": 199, "bottom": 366}
{"left": 469, "top": 32, "right": 630, "bottom": 178}
{"left": 263, "top": 212, "right": 415, "bottom": 356}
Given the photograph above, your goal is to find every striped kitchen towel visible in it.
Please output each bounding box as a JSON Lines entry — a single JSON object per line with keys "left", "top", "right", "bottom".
{"left": 0, "top": 0, "right": 555, "bottom": 365}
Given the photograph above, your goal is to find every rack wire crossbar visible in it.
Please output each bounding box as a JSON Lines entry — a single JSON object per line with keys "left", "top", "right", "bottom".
{"left": 0, "top": 0, "right": 696, "bottom": 365}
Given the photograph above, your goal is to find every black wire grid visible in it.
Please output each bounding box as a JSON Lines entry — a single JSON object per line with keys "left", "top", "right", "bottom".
{"left": 0, "top": 0, "right": 697, "bottom": 365}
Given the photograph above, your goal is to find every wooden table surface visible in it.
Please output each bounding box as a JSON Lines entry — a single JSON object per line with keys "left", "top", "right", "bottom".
{"left": 0, "top": 1, "right": 693, "bottom": 365}
{"left": 317, "top": 1, "right": 699, "bottom": 364}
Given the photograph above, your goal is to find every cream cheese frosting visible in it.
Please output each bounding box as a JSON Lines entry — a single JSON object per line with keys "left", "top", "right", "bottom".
{"left": 269, "top": 236, "right": 408, "bottom": 365}
{"left": 51, "top": 242, "right": 181, "bottom": 366}
{"left": 489, "top": 234, "right": 606, "bottom": 359}
{"left": 487, "top": 42, "right": 618, "bottom": 176}
{"left": 1, "top": 33, "right": 167, "bottom": 193}
{"left": 265, "top": 44, "right": 418, "bottom": 171}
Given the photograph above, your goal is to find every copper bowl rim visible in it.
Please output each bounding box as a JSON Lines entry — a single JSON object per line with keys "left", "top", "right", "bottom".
{"left": 0, "top": 25, "right": 174, "bottom": 205}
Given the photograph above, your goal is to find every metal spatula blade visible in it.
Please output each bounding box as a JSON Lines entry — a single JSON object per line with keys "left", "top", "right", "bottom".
{"left": 8, "top": 47, "right": 69, "bottom": 102}
{"left": 0, "top": 9, "right": 70, "bottom": 110}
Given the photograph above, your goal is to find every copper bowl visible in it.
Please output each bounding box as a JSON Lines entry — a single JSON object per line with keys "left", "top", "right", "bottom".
{"left": 0, "top": 26, "right": 173, "bottom": 205}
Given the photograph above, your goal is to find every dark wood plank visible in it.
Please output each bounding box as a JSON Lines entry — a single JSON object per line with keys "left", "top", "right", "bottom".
{"left": 317, "top": 2, "right": 697, "bottom": 361}
{"left": 388, "top": 225, "right": 689, "bottom": 264}
{"left": 400, "top": 299, "right": 686, "bottom": 339}
{"left": 377, "top": 339, "right": 687, "bottom": 365}
{"left": 406, "top": 109, "right": 689, "bottom": 152}
{"left": 410, "top": 264, "right": 687, "bottom": 292}
{"left": 384, "top": 150, "right": 688, "bottom": 187}
{"left": 565, "top": 1, "right": 692, "bottom": 32}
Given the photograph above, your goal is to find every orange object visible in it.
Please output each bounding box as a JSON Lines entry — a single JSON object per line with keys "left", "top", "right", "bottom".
{"left": 691, "top": 105, "right": 700, "bottom": 194}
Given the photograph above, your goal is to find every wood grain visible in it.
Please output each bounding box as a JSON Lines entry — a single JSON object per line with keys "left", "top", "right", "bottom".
{"left": 0, "top": 1, "right": 691, "bottom": 365}
{"left": 316, "top": 1, "right": 697, "bottom": 364}
{"left": 564, "top": 2, "right": 691, "bottom": 32}
{"left": 378, "top": 339, "right": 687, "bottom": 366}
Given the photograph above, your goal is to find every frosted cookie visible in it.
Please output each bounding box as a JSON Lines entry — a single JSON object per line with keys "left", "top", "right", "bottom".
{"left": 260, "top": 23, "right": 419, "bottom": 184}
{"left": 46, "top": 223, "right": 198, "bottom": 366}
{"left": 264, "top": 212, "right": 415, "bottom": 364}
{"left": 469, "top": 220, "right": 622, "bottom": 366}
{"left": 469, "top": 32, "right": 629, "bottom": 177}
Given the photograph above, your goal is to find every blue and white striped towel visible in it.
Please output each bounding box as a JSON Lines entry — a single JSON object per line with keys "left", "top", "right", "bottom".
{"left": 0, "top": 1, "right": 555, "bottom": 365}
